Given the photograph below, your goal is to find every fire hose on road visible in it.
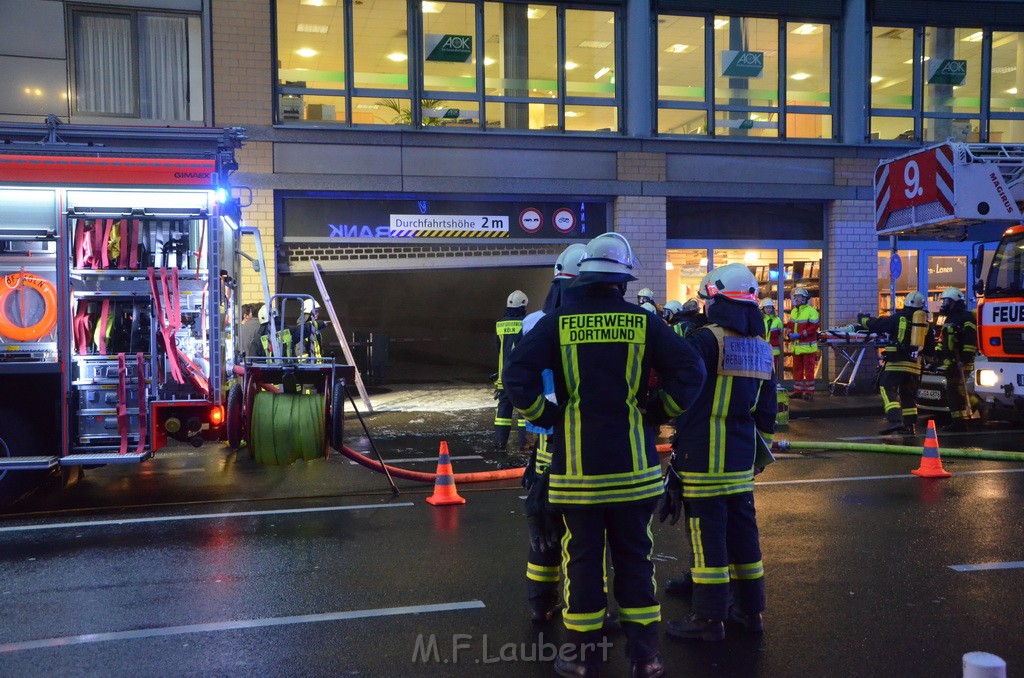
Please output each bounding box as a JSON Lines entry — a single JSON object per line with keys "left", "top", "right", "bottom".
{"left": 337, "top": 443, "right": 526, "bottom": 483}
{"left": 774, "top": 439, "right": 1024, "bottom": 463}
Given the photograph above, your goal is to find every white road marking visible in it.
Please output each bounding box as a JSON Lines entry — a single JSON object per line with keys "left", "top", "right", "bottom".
{"left": 349, "top": 454, "right": 483, "bottom": 465}
{"left": 758, "top": 468, "right": 1024, "bottom": 487}
{"left": 948, "top": 561, "right": 1024, "bottom": 572}
{"left": 0, "top": 600, "right": 486, "bottom": 654}
{"left": 0, "top": 502, "right": 414, "bottom": 534}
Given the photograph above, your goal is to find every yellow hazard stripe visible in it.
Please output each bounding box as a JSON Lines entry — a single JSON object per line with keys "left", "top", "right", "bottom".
{"left": 729, "top": 561, "right": 764, "bottom": 580}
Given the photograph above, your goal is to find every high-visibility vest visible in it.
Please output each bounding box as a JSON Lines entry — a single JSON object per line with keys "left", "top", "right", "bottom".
{"left": 788, "top": 305, "right": 819, "bottom": 354}
{"left": 763, "top": 314, "right": 783, "bottom": 356}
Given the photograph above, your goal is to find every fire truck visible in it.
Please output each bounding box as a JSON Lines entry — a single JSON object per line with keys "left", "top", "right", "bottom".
{"left": 875, "top": 141, "right": 1024, "bottom": 421}
{"left": 0, "top": 117, "right": 262, "bottom": 494}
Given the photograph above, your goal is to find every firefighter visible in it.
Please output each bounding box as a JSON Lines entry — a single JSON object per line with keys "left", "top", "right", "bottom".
{"left": 494, "top": 290, "right": 528, "bottom": 452}
{"left": 637, "top": 287, "right": 656, "bottom": 306}
{"left": 660, "top": 263, "right": 777, "bottom": 643}
{"left": 295, "top": 298, "right": 328, "bottom": 358}
{"left": 504, "top": 232, "right": 706, "bottom": 678}
{"left": 858, "top": 291, "right": 934, "bottom": 435}
{"left": 520, "top": 243, "right": 586, "bottom": 623}
{"left": 786, "top": 286, "right": 819, "bottom": 400}
{"left": 936, "top": 287, "right": 977, "bottom": 432}
{"left": 761, "top": 297, "right": 784, "bottom": 377}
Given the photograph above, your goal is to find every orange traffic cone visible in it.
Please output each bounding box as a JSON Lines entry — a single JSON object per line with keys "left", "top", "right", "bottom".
{"left": 911, "top": 420, "right": 952, "bottom": 478}
{"left": 426, "top": 441, "right": 467, "bottom": 505}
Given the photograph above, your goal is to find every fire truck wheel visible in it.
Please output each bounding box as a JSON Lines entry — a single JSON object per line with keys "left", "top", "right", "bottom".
{"left": 226, "top": 383, "right": 243, "bottom": 450}
{"left": 330, "top": 380, "right": 346, "bottom": 451}
{"left": 0, "top": 434, "right": 9, "bottom": 486}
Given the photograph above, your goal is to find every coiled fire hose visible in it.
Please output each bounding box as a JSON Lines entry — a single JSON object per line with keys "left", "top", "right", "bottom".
{"left": 250, "top": 391, "right": 325, "bottom": 466}
{"left": 774, "top": 439, "right": 1024, "bottom": 463}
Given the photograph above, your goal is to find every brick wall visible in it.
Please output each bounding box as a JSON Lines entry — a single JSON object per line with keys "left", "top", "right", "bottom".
{"left": 616, "top": 152, "right": 667, "bottom": 303}
{"left": 211, "top": 0, "right": 273, "bottom": 127}
{"left": 238, "top": 188, "right": 276, "bottom": 304}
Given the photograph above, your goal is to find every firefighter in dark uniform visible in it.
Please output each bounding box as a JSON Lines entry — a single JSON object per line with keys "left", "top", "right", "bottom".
{"left": 659, "top": 263, "right": 778, "bottom": 642}
{"left": 295, "top": 298, "right": 328, "bottom": 358}
{"left": 936, "top": 287, "right": 977, "bottom": 432}
{"left": 520, "top": 243, "right": 586, "bottom": 623}
{"left": 494, "top": 290, "right": 528, "bottom": 452}
{"left": 859, "top": 291, "right": 934, "bottom": 435}
{"left": 505, "top": 232, "right": 706, "bottom": 678}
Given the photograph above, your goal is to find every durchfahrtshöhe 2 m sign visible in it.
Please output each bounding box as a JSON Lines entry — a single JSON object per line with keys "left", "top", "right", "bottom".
{"left": 280, "top": 196, "right": 609, "bottom": 240}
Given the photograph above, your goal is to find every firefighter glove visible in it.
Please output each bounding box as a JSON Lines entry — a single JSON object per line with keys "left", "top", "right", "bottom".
{"left": 657, "top": 466, "right": 683, "bottom": 525}
{"left": 525, "top": 471, "right": 560, "bottom": 552}
{"left": 788, "top": 332, "right": 800, "bottom": 340}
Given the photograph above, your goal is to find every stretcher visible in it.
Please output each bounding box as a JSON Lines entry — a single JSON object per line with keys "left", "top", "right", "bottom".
{"left": 820, "top": 326, "right": 886, "bottom": 396}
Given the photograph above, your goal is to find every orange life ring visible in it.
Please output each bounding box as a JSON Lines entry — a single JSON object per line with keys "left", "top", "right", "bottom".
{"left": 0, "top": 272, "right": 58, "bottom": 341}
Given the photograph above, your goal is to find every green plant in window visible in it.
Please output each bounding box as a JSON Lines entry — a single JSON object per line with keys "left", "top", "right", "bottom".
{"left": 376, "top": 98, "right": 447, "bottom": 126}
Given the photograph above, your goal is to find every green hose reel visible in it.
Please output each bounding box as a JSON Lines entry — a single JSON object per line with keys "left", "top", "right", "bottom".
{"left": 250, "top": 391, "right": 326, "bottom": 466}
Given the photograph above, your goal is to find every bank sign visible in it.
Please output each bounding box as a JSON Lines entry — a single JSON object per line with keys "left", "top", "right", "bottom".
{"left": 281, "top": 197, "right": 608, "bottom": 241}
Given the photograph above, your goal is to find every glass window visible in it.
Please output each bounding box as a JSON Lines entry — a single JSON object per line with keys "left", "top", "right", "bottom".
{"left": 423, "top": 1, "right": 477, "bottom": 95}
{"left": 714, "top": 17, "right": 778, "bottom": 108}
{"left": 871, "top": 26, "right": 914, "bottom": 111}
{"left": 566, "top": 9, "right": 616, "bottom": 101}
{"left": 658, "top": 16, "right": 705, "bottom": 104}
{"left": 483, "top": 3, "right": 558, "bottom": 131}
{"left": 926, "top": 255, "right": 967, "bottom": 313}
{"left": 991, "top": 31, "right": 1024, "bottom": 114}
{"left": 923, "top": 27, "right": 981, "bottom": 117}
{"left": 877, "top": 250, "right": 919, "bottom": 313}
{"left": 786, "top": 22, "right": 830, "bottom": 139}
{"left": 71, "top": 9, "right": 203, "bottom": 121}
{"left": 666, "top": 249, "right": 710, "bottom": 301}
{"left": 353, "top": 2, "right": 409, "bottom": 92}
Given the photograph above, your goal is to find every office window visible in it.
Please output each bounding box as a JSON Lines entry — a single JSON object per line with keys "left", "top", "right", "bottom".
{"left": 71, "top": 9, "right": 203, "bottom": 121}
{"left": 871, "top": 25, "right": 1021, "bottom": 143}
{"left": 657, "top": 13, "right": 834, "bottom": 139}
{"left": 274, "top": 1, "right": 620, "bottom": 133}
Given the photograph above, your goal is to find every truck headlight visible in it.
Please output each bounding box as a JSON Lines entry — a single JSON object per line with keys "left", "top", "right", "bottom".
{"left": 977, "top": 369, "right": 999, "bottom": 388}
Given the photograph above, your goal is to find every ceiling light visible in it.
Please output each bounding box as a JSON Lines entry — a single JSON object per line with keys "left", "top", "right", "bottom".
{"left": 527, "top": 8, "right": 547, "bottom": 19}
{"left": 904, "top": 56, "right": 930, "bottom": 64}
{"left": 422, "top": 1, "right": 446, "bottom": 13}
{"left": 699, "top": 257, "right": 708, "bottom": 267}
{"left": 962, "top": 31, "right": 983, "bottom": 42}
{"left": 593, "top": 67, "right": 610, "bottom": 79}
{"left": 300, "top": 0, "right": 336, "bottom": 5}
{"left": 744, "top": 251, "right": 758, "bottom": 264}
{"left": 296, "top": 24, "right": 329, "bottom": 34}
{"left": 665, "top": 44, "right": 693, "bottom": 54}
{"left": 565, "top": 61, "right": 578, "bottom": 70}
{"left": 870, "top": 75, "right": 883, "bottom": 83}
{"left": 1008, "top": 87, "right": 1018, "bottom": 95}
{"left": 713, "top": 19, "right": 729, "bottom": 30}
{"left": 790, "top": 72, "right": 811, "bottom": 80}
{"left": 483, "top": 57, "right": 495, "bottom": 66}
{"left": 665, "top": 261, "right": 674, "bottom": 270}
{"left": 565, "top": 111, "right": 585, "bottom": 118}
{"left": 791, "top": 24, "right": 820, "bottom": 35}
{"left": 387, "top": 52, "right": 408, "bottom": 62}
{"left": 296, "top": 48, "right": 318, "bottom": 58}
{"left": 578, "top": 40, "right": 612, "bottom": 49}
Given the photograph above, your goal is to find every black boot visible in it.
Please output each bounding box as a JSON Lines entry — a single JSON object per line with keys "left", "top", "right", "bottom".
{"left": 630, "top": 654, "right": 665, "bottom": 678}
{"left": 554, "top": 631, "right": 604, "bottom": 677}
{"left": 665, "top": 613, "right": 726, "bottom": 641}
{"left": 728, "top": 607, "right": 765, "bottom": 633}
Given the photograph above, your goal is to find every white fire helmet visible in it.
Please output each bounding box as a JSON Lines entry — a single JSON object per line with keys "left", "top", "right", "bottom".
{"left": 577, "top": 233, "right": 638, "bottom": 277}
{"left": 637, "top": 288, "right": 655, "bottom": 305}
{"left": 903, "top": 291, "right": 926, "bottom": 309}
{"left": 760, "top": 298, "right": 776, "bottom": 311}
{"left": 507, "top": 290, "right": 529, "bottom": 308}
{"left": 640, "top": 302, "right": 658, "bottom": 315}
{"left": 703, "top": 263, "right": 759, "bottom": 304}
{"left": 553, "top": 243, "right": 588, "bottom": 280}
{"left": 939, "top": 287, "right": 965, "bottom": 303}
{"left": 792, "top": 286, "right": 811, "bottom": 306}
{"left": 663, "top": 300, "right": 684, "bottom": 315}
{"left": 302, "top": 298, "right": 321, "bottom": 315}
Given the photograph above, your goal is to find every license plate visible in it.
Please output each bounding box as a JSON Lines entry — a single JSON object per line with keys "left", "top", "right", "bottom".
{"left": 917, "top": 389, "right": 941, "bottom": 401}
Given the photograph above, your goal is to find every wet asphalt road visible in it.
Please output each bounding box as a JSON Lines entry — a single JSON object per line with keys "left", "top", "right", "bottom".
{"left": 1, "top": 392, "right": 1023, "bottom": 677}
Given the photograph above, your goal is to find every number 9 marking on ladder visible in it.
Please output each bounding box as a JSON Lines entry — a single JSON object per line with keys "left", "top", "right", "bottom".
{"left": 903, "top": 160, "right": 924, "bottom": 199}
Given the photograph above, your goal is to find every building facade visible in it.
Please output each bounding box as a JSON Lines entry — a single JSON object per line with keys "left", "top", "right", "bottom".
{"left": 2, "top": 0, "right": 1023, "bottom": 382}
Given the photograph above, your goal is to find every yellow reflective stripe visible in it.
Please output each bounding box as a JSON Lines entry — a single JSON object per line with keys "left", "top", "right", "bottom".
{"left": 536, "top": 435, "right": 553, "bottom": 468}
{"left": 519, "top": 394, "right": 547, "bottom": 421}
{"left": 551, "top": 467, "right": 662, "bottom": 488}
{"left": 494, "top": 417, "right": 513, "bottom": 425}
{"left": 618, "top": 605, "right": 661, "bottom": 625}
{"left": 647, "top": 515, "right": 656, "bottom": 596}
{"left": 680, "top": 470, "right": 754, "bottom": 484}
{"left": 526, "top": 563, "right": 560, "bottom": 582}
{"left": 660, "top": 390, "right": 684, "bottom": 417}
{"left": 562, "top": 344, "right": 582, "bottom": 476}
{"left": 689, "top": 517, "right": 703, "bottom": 568}
{"left": 902, "top": 408, "right": 917, "bottom": 416}
{"left": 561, "top": 517, "right": 572, "bottom": 611}
{"left": 692, "top": 567, "right": 730, "bottom": 584}
{"left": 563, "top": 609, "right": 607, "bottom": 632}
{"left": 627, "top": 342, "right": 645, "bottom": 472}
{"left": 729, "top": 561, "right": 764, "bottom": 580}
{"left": 548, "top": 482, "right": 664, "bottom": 505}
{"left": 682, "top": 482, "right": 755, "bottom": 498}
{"left": 758, "top": 430, "right": 774, "bottom": 444}
{"left": 710, "top": 376, "right": 733, "bottom": 474}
